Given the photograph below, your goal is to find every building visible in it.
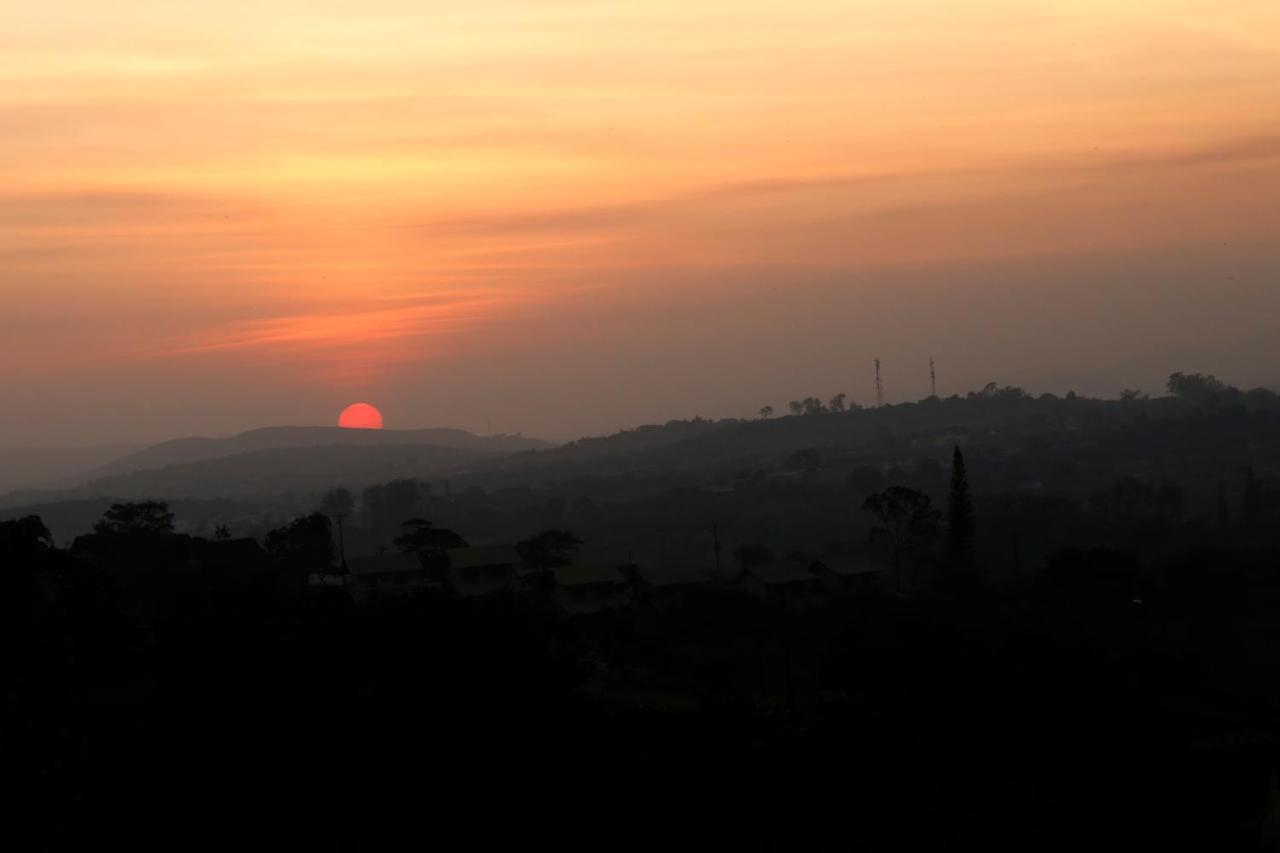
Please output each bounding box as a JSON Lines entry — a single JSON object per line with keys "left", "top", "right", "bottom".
{"left": 624, "top": 564, "right": 713, "bottom": 608}
{"left": 811, "top": 556, "right": 885, "bottom": 593}
{"left": 740, "top": 561, "right": 824, "bottom": 606}
{"left": 446, "top": 545, "right": 522, "bottom": 597}
{"left": 347, "top": 552, "right": 436, "bottom": 602}
{"left": 553, "top": 564, "right": 628, "bottom": 614}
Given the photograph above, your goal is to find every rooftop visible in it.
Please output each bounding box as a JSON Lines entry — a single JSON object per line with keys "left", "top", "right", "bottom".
{"left": 448, "top": 545, "right": 522, "bottom": 570}
{"left": 747, "top": 561, "right": 817, "bottom": 586}
{"left": 347, "top": 552, "right": 422, "bottom": 576}
{"left": 554, "top": 564, "right": 625, "bottom": 587}
{"left": 632, "top": 565, "right": 714, "bottom": 587}
{"left": 813, "top": 557, "right": 883, "bottom": 577}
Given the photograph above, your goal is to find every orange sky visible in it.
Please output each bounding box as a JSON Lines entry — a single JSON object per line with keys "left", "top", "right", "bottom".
{"left": 2, "top": 1, "right": 1279, "bottom": 444}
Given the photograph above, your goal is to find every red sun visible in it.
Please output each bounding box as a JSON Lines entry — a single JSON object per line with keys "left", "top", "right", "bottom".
{"left": 338, "top": 402, "right": 384, "bottom": 430}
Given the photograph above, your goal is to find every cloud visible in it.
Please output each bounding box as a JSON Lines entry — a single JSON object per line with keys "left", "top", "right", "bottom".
{"left": 156, "top": 289, "right": 523, "bottom": 363}
{"left": 415, "top": 132, "right": 1280, "bottom": 241}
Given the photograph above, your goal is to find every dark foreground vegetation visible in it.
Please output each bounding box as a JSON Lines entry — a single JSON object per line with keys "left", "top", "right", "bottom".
{"left": 6, "top": 373, "right": 1280, "bottom": 848}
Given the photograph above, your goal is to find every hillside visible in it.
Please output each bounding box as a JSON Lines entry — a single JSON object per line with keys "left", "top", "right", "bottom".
{"left": 81, "top": 426, "right": 552, "bottom": 481}
{"left": 66, "top": 442, "right": 506, "bottom": 501}
{"left": 453, "top": 391, "right": 1206, "bottom": 489}
{"left": 0, "top": 444, "right": 146, "bottom": 493}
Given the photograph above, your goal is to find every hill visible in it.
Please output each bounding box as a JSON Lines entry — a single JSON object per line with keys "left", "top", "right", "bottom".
{"left": 81, "top": 426, "right": 551, "bottom": 482}
{"left": 0, "top": 444, "right": 146, "bottom": 493}
{"left": 67, "top": 442, "right": 508, "bottom": 502}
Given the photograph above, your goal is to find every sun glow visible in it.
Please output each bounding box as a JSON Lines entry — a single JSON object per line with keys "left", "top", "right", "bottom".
{"left": 338, "top": 403, "right": 384, "bottom": 430}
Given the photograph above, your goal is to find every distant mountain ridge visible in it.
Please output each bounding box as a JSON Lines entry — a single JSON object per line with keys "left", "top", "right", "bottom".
{"left": 0, "top": 444, "right": 146, "bottom": 494}
{"left": 82, "top": 426, "right": 553, "bottom": 482}
{"left": 70, "top": 442, "right": 510, "bottom": 501}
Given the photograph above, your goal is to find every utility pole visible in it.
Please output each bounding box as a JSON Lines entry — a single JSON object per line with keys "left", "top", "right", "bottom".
{"left": 875, "top": 358, "right": 884, "bottom": 408}
{"left": 331, "top": 512, "right": 348, "bottom": 571}
{"left": 930, "top": 356, "right": 937, "bottom": 398}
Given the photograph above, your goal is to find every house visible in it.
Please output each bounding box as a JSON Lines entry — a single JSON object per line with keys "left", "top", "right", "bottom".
{"left": 624, "top": 564, "right": 713, "bottom": 607}
{"left": 553, "top": 564, "right": 628, "bottom": 613}
{"left": 446, "top": 545, "right": 522, "bottom": 597}
{"left": 811, "top": 556, "right": 885, "bottom": 593}
{"left": 740, "top": 561, "right": 824, "bottom": 605}
{"left": 347, "top": 552, "right": 436, "bottom": 602}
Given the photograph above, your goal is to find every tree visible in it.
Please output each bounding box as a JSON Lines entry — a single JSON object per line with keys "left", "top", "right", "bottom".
{"left": 0, "top": 515, "right": 53, "bottom": 558}
{"left": 947, "top": 446, "right": 976, "bottom": 574}
{"left": 759, "top": 405, "right": 774, "bottom": 420}
{"left": 862, "top": 487, "right": 941, "bottom": 592}
{"left": 972, "top": 383, "right": 1029, "bottom": 401}
{"left": 319, "top": 487, "right": 355, "bottom": 518}
{"left": 394, "top": 518, "right": 467, "bottom": 553}
{"left": 213, "top": 525, "right": 231, "bottom": 541}
{"left": 788, "top": 401, "right": 804, "bottom": 416}
{"left": 516, "top": 529, "right": 582, "bottom": 570}
{"left": 828, "top": 393, "right": 847, "bottom": 413}
{"left": 1242, "top": 466, "right": 1264, "bottom": 525}
{"left": 1166, "top": 372, "right": 1239, "bottom": 404}
{"left": 1119, "top": 388, "right": 1146, "bottom": 402}
{"left": 362, "top": 479, "right": 429, "bottom": 532}
{"left": 394, "top": 517, "right": 468, "bottom": 577}
{"left": 801, "top": 396, "right": 826, "bottom": 416}
{"left": 94, "top": 501, "right": 174, "bottom": 537}
{"left": 264, "top": 512, "right": 334, "bottom": 571}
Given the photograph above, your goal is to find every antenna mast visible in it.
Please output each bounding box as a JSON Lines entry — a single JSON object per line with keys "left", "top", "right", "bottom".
{"left": 875, "top": 359, "right": 884, "bottom": 408}
{"left": 930, "top": 356, "right": 937, "bottom": 398}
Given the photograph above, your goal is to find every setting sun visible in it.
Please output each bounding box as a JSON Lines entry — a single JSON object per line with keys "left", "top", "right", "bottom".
{"left": 338, "top": 403, "right": 384, "bottom": 430}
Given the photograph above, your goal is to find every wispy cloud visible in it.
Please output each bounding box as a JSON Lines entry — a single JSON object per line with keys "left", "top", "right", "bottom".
{"left": 155, "top": 289, "right": 523, "bottom": 363}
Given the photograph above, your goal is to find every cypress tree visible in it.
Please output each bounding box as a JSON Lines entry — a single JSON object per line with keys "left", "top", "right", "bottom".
{"left": 1242, "top": 465, "right": 1263, "bottom": 525}
{"left": 948, "top": 445, "right": 976, "bottom": 572}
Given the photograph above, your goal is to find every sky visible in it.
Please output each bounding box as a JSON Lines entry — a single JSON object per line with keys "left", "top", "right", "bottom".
{"left": 2, "top": 0, "right": 1278, "bottom": 446}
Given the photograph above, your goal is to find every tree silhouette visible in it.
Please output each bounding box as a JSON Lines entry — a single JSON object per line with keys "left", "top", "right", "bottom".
{"left": 517, "top": 529, "right": 582, "bottom": 570}
{"left": 0, "top": 515, "right": 54, "bottom": 556}
{"left": 395, "top": 517, "right": 468, "bottom": 577}
{"left": 828, "top": 393, "right": 847, "bottom": 413}
{"left": 94, "top": 501, "right": 174, "bottom": 537}
{"left": 759, "top": 405, "right": 774, "bottom": 420}
{"left": 362, "top": 479, "right": 429, "bottom": 534}
{"left": 265, "top": 512, "right": 334, "bottom": 571}
{"left": 862, "top": 487, "right": 941, "bottom": 592}
{"left": 947, "top": 445, "right": 976, "bottom": 574}
{"left": 1166, "top": 371, "right": 1239, "bottom": 404}
{"left": 319, "top": 486, "right": 355, "bottom": 518}
{"left": 1242, "top": 465, "right": 1264, "bottom": 525}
